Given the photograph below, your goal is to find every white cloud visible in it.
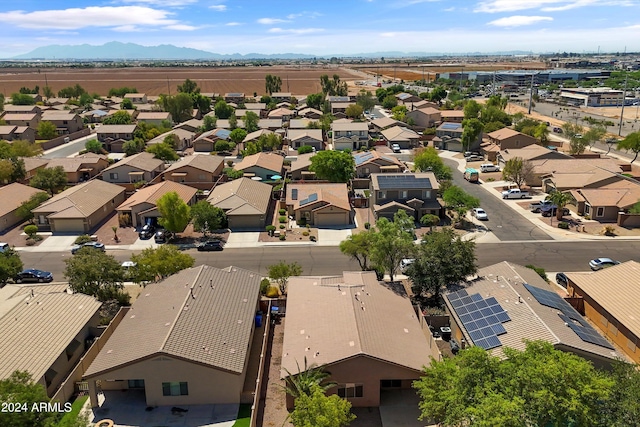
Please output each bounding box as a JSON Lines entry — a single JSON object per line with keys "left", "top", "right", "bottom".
{"left": 487, "top": 15, "right": 553, "bottom": 26}
{"left": 117, "top": 0, "right": 198, "bottom": 6}
{"left": 286, "top": 11, "right": 322, "bottom": 19}
{"left": 225, "top": 22, "right": 242, "bottom": 26}
{"left": 0, "top": 6, "right": 180, "bottom": 30}
{"left": 475, "top": 0, "right": 633, "bottom": 13}
{"left": 209, "top": 5, "right": 227, "bottom": 11}
{"left": 268, "top": 27, "right": 324, "bottom": 34}
{"left": 164, "top": 24, "right": 200, "bottom": 31}
{"left": 112, "top": 25, "right": 146, "bottom": 32}
{"left": 257, "top": 18, "right": 289, "bottom": 25}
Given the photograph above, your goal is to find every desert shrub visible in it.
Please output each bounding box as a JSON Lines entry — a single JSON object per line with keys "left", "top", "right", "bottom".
{"left": 118, "top": 213, "right": 131, "bottom": 227}
{"left": 601, "top": 225, "right": 616, "bottom": 236}
{"left": 557, "top": 222, "right": 569, "bottom": 229}
{"left": 265, "top": 225, "right": 276, "bottom": 236}
{"left": 525, "top": 264, "right": 548, "bottom": 281}
{"left": 279, "top": 216, "right": 287, "bottom": 223}
{"left": 260, "top": 278, "right": 271, "bottom": 295}
{"left": 310, "top": 235, "right": 317, "bottom": 242}
{"left": 24, "top": 224, "right": 38, "bottom": 238}
{"left": 302, "top": 231, "right": 309, "bottom": 236}
{"left": 297, "top": 218, "right": 307, "bottom": 226}
{"left": 265, "top": 286, "right": 279, "bottom": 298}
{"left": 279, "top": 224, "right": 285, "bottom": 229}
{"left": 26, "top": 239, "right": 36, "bottom": 246}
{"left": 279, "top": 208, "right": 286, "bottom": 215}
{"left": 74, "top": 234, "right": 93, "bottom": 245}
{"left": 584, "top": 215, "right": 591, "bottom": 220}
{"left": 279, "top": 234, "right": 286, "bottom": 240}
{"left": 364, "top": 222, "right": 370, "bottom": 229}
{"left": 226, "top": 160, "right": 233, "bottom": 167}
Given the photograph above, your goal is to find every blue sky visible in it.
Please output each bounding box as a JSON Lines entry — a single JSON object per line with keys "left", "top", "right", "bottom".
{"left": 1, "top": 0, "right": 639, "bottom": 57}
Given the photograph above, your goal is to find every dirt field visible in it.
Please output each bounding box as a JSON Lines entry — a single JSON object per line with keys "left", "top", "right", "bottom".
{"left": 0, "top": 66, "right": 361, "bottom": 97}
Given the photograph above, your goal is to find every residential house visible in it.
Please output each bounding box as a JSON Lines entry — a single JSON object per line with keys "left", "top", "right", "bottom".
{"left": 282, "top": 271, "right": 434, "bottom": 408}
{"left": 439, "top": 110, "right": 465, "bottom": 123}
{"left": 84, "top": 265, "right": 262, "bottom": 408}
{"left": 380, "top": 126, "right": 420, "bottom": 149}
{"left": 497, "top": 145, "right": 570, "bottom": 170}
{"left": 370, "top": 117, "right": 403, "bottom": 134}
{"left": 534, "top": 157, "right": 623, "bottom": 190}
{"left": 297, "top": 107, "right": 323, "bottom": 119}
{"left": 395, "top": 92, "right": 422, "bottom": 104}
{"left": 224, "top": 93, "right": 245, "bottom": 103}
{"left": 244, "top": 103, "right": 267, "bottom": 117}
{"left": 45, "top": 97, "right": 69, "bottom": 106}
{"left": 0, "top": 284, "right": 101, "bottom": 398}
{"left": 406, "top": 107, "right": 441, "bottom": 129}
{"left": 0, "top": 183, "right": 47, "bottom": 232}
{"left": 123, "top": 93, "right": 147, "bottom": 104}
{"left": 21, "top": 157, "right": 49, "bottom": 182}
{"left": 444, "top": 261, "right": 619, "bottom": 369}
{"left": 3, "top": 105, "right": 41, "bottom": 114}
{"left": 136, "top": 112, "right": 172, "bottom": 127}
{"left": 81, "top": 109, "right": 109, "bottom": 123}
{"left": 332, "top": 121, "right": 369, "bottom": 151}
{"left": 41, "top": 111, "right": 84, "bottom": 134}
{"left": 569, "top": 181, "right": 640, "bottom": 222}
{"left": 257, "top": 119, "right": 282, "bottom": 131}
{"left": 370, "top": 173, "right": 441, "bottom": 221}
{"left": 3, "top": 113, "right": 40, "bottom": 128}
{"left": 330, "top": 102, "right": 353, "bottom": 116}
{"left": 44, "top": 153, "right": 109, "bottom": 184}
{"left": 271, "top": 92, "right": 292, "bottom": 102}
{"left": 97, "top": 124, "right": 138, "bottom": 153}
{"left": 101, "top": 152, "right": 165, "bottom": 186}
{"left": 486, "top": 128, "right": 539, "bottom": 156}
{"left": 353, "top": 150, "right": 404, "bottom": 178}
{"left": 211, "top": 118, "right": 245, "bottom": 130}
{"left": 207, "top": 178, "right": 271, "bottom": 230}
{"left": 193, "top": 128, "right": 231, "bottom": 152}
{"left": 267, "top": 107, "right": 294, "bottom": 121}
{"left": 434, "top": 122, "right": 464, "bottom": 152}
{"left": 243, "top": 129, "right": 274, "bottom": 145}
{"left": 160, "top": 154, "right": 225, "bottom": 190}
{"left": 286, "top": 183, "right": 352, "bottom": 226}
{"left": 173, "top": 118, "right": 203, "bottom": 133}
{"left": 147, "top": 128, "right": 195, "bottom": 152}
{"left": 116, "top": 181, "right": 197, "bottom": 228}
{"left": 288, "top": 118, "right": 314, "bottom": 129}
{"left": 286, "top": 129, "right": 324, "bottom": 151}
{"left": 234, "top": 152, "right": 283, "bottom": 181}
{"left": 0, "top": 125, "right": 36, "bottom": 143}
{"left": 289, "top": 153, "right": 316, "bottom": 181}
{"left": 564, "top": 261, "right": 640, "bottom": 363}
{"left": 32, "top": 180, "right": 126, "bottom": 233}
{"left": 404, "top": 100, "right": 438, "bottom": 111}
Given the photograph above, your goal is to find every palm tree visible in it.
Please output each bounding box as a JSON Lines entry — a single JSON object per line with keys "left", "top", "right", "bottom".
{"left": 546, "top": 191, "right": 572, "bottom": 221}
{"left": 281, "top": 357, "right": 336, "bottom": 399}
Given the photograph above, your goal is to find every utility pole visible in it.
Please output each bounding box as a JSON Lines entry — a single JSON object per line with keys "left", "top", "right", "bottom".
{"left": 619, "top": 74, "right": 628, "bottom": 136}
{"left": 527, "top": 73, "right": 535, "bottom": 114}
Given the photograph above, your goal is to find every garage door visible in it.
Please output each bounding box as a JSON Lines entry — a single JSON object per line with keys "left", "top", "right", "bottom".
{"left": 229, "top": 215, "right": 264, "bottom": 230}
{"left": 52, "top": 219, "right": 86, "bottom": 233}
{"left": 315, "top": 212, "right": 348, "bottom": 227}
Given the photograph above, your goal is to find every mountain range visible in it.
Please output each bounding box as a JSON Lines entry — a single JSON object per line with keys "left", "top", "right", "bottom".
{"left": 10, "top": 42, "right": 534, "bottom": 60}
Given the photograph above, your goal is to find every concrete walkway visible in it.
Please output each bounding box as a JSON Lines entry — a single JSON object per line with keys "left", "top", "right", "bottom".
{"left": 316, "top": 227, "right": 353, "bottom": 246}
{"left": 224, "top": 232, "right": 260, "bottom": 248}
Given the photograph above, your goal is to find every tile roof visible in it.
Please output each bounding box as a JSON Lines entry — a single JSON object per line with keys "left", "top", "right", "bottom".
{"left": 288, "top": 118, "right": 314, "bottom": 129}
{"left": 136, "top": 112, "right": 171, "bottom": 120}
{"left": 32, "top": 180, "right": 125, "bottom": 218}
{"left": 440, "top": 110, "right": 465, "bottom": 118}
{"left": 0, "top": 285, "right": 101, "bottom": 381}
{"left": 268, "top": 107, "right": 294, "bottom": 118}
{"left": 206, "top": 178, "right": 271, "bottom": 216}
{"left": 578, "top": 185, "right": 640, "bottom": 208}
{"left": 242, "top": 129, "right": 273, "bottom": 143}
{"left": 147, "top": 128, "right": 195, "bottom": 145}
{"left": 371, "top": 117, "right": 401, "bottom": 129}
{"left": 85, "top": 265, "right": 261, "bottom": 377}
{"left": 286, "top": 183, "right": 351, "bottom": 211}
{"left": 500, "top": 145, "right": 568, "bottom": 162}
{"left": 3, "top": 113, "right": 38, "bottom": 121}
{"left": 97, "top": 124, "right": 138, "bottom": 134}
{"left": 20, "top": 156, "right": 49, "bottom": 172}
{"left": 416, "top": 106, "right": 441, "bottom": 115}
{"left": 41, "top": 111, "right": 79, "bottom": 121}
{"left": 102, "top": 152, "right": 164, "bottom": 173}
{"left": 0, "top": 125, "right": 18, "bottom": 134}
{"left": 531, "top": 158, "right": 622, "bottom": 175}
{"left": 281, "top": 271, "right": 432, "bottom": 377}
{"left": 286, "top": 129, "right": 323, "bottom": 142}
{"left": 353, "top": 150, "right": 403, "bottom": 168}
{"left": 290, "top": 153, "right": 315, "bottom": 172}
{"left": 44, "top": 153, "right": 107, "bottom": 173}
{"left": 0, "top": 183, "right": 47, "bottom": 217}
{"left": 444, "top": 261, "right": 619, "bottom": 361}
{"left": 488, "top": 128, "right": 522, "bottom": 140}
{"left": 234, "top": 152, "right": 284, "bottom": 174}
{"left": 331, "top": 121, "right": 369, "bottom": 132}
{"left": 567, "top": 261, "right": 640, "bottom": 340}
{"left": 117, "top": 181, "right": 197, "bottom": 210}
{"left": 370, "top": 172, "right": 439, "bottom": 191}
{"left": 381, "top": 126, "right": 420, "bottom": 142}
{"left": 163, "top": 154, "right": 224, "bottom": 175}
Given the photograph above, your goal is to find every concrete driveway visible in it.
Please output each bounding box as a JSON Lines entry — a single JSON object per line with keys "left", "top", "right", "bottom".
{"left": 24, "top": 235, "right": 78, "bottom": 253}
{"left": 225, "top": 232, "right": 260, "bottom": 248}
{"left": 379, "top": 389, "right": 434, "bottom": 427}
{"left": 316, "top": 228, "right": 352, "bottom": 246}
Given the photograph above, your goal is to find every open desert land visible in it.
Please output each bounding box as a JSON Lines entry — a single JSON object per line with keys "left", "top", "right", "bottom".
{"left": 0, "top": 65, "right": 362, "bottom": 97}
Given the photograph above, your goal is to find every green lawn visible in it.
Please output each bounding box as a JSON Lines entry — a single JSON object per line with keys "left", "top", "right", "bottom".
{"left": 57, "top": 395, "right": 88, "bottom": 427}
{"left": 231, "top": 404, "right": 252, "bottom": 427}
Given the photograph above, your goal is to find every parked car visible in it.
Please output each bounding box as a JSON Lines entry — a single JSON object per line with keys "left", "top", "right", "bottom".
{"left": 553, "top": 127, "right": 562, "bottom": 133}
{"left": 480, "top": 163, "right": 500, "bottom": 173}
{"left": 540, "top": 205, "right": 570, "bottom": 217}
{"left": 589, "top": 257, "right": 620, "bottom": 271}
{"left": 15, "top": 269, "right": 53, "bottom": 283}
{"left": 502, "top": 189, "right": 529, "bottom": 199}
{"left": 471, "top": 208, "right": 488, "bottom": 220}
{"left": 197, "top": 240, "right": 223, "bottom": 252}
{"left": 465, "top": 154, "right": 484, "bottom": 162}
{"left": 0, "top": 243, "right": 9, "bottom": 253}
{"left": 400, "top": 258, "right": 415, "bottom": 273}
{"left": 121, "top": 261, "right": 137, "bottom": 278}
{"left": 71, "top": 242, "right": 106, "bottom": 255}
{"left": 139, "top": 224, "right": 155, "bottom": 239}
{"left": 154, "top": 230, "right": 170, "bottom": 243}
{"left": 529, "top": 200, "right": 554, "bottom": 213}
{"left": 391, "top": 143, "right": 401, "bottom": 153}
{"left": 555, "top": 272, "right": 568, "bottom": 287}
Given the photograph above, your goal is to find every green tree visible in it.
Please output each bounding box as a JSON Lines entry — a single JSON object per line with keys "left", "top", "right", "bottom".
{"left": 600, "top": 360, "right": 640, "bottom": 426}
{"left": 382, "top": 94, "right": 398, "bottom": 109}
{"left": 146, "top": 143, "right": 179, "bottom": 162}
{"left": 501, "top": 157, "right": 534, "bottom": 190}
{"left": 159, "top": 93, "right": 193, "bottom": 123}
{"left": 11, "top": 93, "right": 36, "bottom": 105}
{"left": 485, "top": 94, "right": 508, "bottom": 110}
{"left": 265, "top": 74, "right": 282, "bottom": 94}
{"left": 123, "top": 138, "right": 145, "bottom": 156}
{"left": 190, "top": 201, "right": 227, "bottom": 236}
{"left": 16, "top": 192, "right": 49, "bottom": 224}
{"left": 0, "top": 93, "right": 4, "bottom": 111}
{"left": 64, "top": 249, "right": 126, "bottom": 302}
{"left": 177, "top": 78, "right": 199, "bottom": 94}
{"left": 202, "top": 114, "right": 217, "bottom": 131}
{"left": 309, "top": 150, "right": 355, "bottom": 183}
{"left": 442, "top": 185, "right": 480, "bottom": 222}
{"left": 282, "top": 357, "right": 337, "bottom": 400}
{"left": 306, "top": 93, "right": 324, "bottom": 110}
{"left": 320, "top": 74, "right": 348, "bottom": 96}
{"left": 23, "top": 224, "right": 38, "bottom": 238}
{"left": 297, "top": 145, "right": 314, "bottom": 154}
{"left": 214, "top": 140, "right": 231, "bottom": 152}
{"left": 345, "top": 104, "right": 364, "bottom": 119}
{"left": 290, "top": 385, "right": 356, "bottom": 427}
{"left": 618, "top": 131, "right": 640, "bottom": 163}
{"left": 463, "top": 99, "right": 482, "bottom": 119}
{"left": 156, "top": 191, "right": 191, "bottom": 234}
{"left": 370, "top": 211, "right": 415, "bottom": 282}
{"left": 229, "top": 114, "right": 238, "bottom": 130}
{"left": 480, "top": 106, "right": 511, "bottom": 126}
{"left": 84, "top": 138, "right": 103, "bottom": 154}
{"left": 413, "top": 146, "right": 453, "bottom": 181}
{"left": 243, "top": 111, "right": 260, "bottom": 133}
{"left": 103, "top": 110, "right": 132, "bottom": 125}
{"left": 483, "top": 120, "right": 507, "bottom": 133}
{"left": 546, "top": 190, "right": 572, "bottom": 220}
{"left": 355, "top": 89, "right": 376, "bottom": 112}
{"left": 0, "top": 247, "right": 23, "bottom": 285}
{"left": 0, "top": 158, "right": 21, "bottom": 183}
{"left": 78, "top": 92, "right": 93, "bottom": 109}
{"left": 37, "top": 121, "right": 57, "bottom": 140}
{"left": 109, "top": 87, "right": 138, "bottom": 97}
{"left": 391, "top": 105, "right": 407, "bottom": 121}
{"left": 461, "top": 118, "right": 484, "bottom": 152}
{"left": 268, "top": 260, "right": 303, "bottom": 295}
{"left": 339, "top": 231, "right": 374, "bottom": 271}
{"left": 130, "top": 245, "right": 195, "bottom": 283}
{"left": 121, "top": 98, "right": 134, "bottom": 109}
{"left": 582, "top": 124, "right": 606, "bottom": 150}
{"left": 30, "top": 166, "right": 67, "bottom": 195}
{"left": 229, "top": 128, "right": 247, "bottom": 145}
{"left": 407, "top": 228, "right": 476, "bottom": 301}
{"left": 0, "top": 371, "right": 60, "bottom": 427}
{"left": 214, "top": 100, "right": 235, "bottom": 119}
{"left": 428, "top": 86, "right": 447, "bottom": 104}
{"left": 419, "top": 213, "right": 440, "bottom": 232}
{"left": 42, "top": 86, "right": 54, "bottom": 99}
{"left": 7, "top": 140, "right": 41, "bottom": 157}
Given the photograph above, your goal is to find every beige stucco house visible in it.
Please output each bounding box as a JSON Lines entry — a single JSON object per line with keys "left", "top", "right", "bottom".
{"left": 0, "top": 183, "right": 47, "bottom": 232}
{"left": 370, "top": 173, "right": 442, "bottom": 221}
{"left": 286, "top": 183, "right": 352, "bottom": 227}
{"left": 101, "top": 152, "right": 165, "bottom": 186}
{"left": 206, "top": 178, "right": 271, "bottom": 230}
{"left": 234, "top": 152, "right": 283, "bottom": 181}
{"left": 160, "top": 154, "right": 225, "bottom": 190}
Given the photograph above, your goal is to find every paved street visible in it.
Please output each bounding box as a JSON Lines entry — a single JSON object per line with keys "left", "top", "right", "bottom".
{"left": 43, "top": 132, "right": 98, "bottom": 158}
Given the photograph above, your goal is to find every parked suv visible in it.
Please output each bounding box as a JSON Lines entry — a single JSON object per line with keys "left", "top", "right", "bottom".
{"left": 71, "top": 242, "right": 106, "bottom": 254}
{"left": 139, "top": 224, "right": 155, "bottom": 239}
{"left": 480, "top": 163, "right": 500, "bottom": 173}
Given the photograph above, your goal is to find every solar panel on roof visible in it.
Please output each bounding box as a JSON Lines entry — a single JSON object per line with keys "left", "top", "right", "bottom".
{"left": 299, "top": 192, "right": 318, "bottom": 207}
{"left": 354, "top": 152, "right": 374, "bottom": 166}
{"left": 558, "top": 314, "right": 614, "bottom": 350}
{"left": 524, "top": 284, "right": 583, "bottom": 321}
{"left": 441, "top": 123, "right": 461, "bottom": 130}
{"left": 376, "top": 175, "right": 433, "bottom": 190}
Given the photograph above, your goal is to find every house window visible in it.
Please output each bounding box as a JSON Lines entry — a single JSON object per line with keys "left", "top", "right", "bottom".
{"left": 596, "top": 207, "right": 605, "bottom": 217}
{"left": 128, "top": 379, "right": 145, "bottom": 389}
{"left": 337, "top": 384, "right": 363, "bottom": 398}
{"left": 38, "top": 215, "right": 48, "bottom": 225}
{"left": 162, "top": 382, "right": 188, "bottom": 396}
{"left": 198, "top": 174, "right": 206, "bottom": 180}
{"left": 378, "top": 191, "right": 386, "bottom": 199}
{"left": 422, "top": 190, "right": 431, "bottom": 199}
{"left": 110, "top": 173, "right": 118, "bottom": 180}
{"left": 364, "top": 167, "right": 370, "bottom": 175}
{"left": 585, "top": 204, "right": 591, "bottom": 215}
{"left": 381, "top": 379, "right": 402, "bottom": 388}
{"left": 401, "top": 190, "right": 408, "bottom": 199}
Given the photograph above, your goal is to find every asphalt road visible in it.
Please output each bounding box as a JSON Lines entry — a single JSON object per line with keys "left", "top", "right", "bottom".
{"left": 21, "top": 240, "right": 640, "bottom": 281}
{"left": 43, "top": 133, "right": 98, "bottom": 158}
{"left": 443, "top": 158, "right": 551, "bottom": 241}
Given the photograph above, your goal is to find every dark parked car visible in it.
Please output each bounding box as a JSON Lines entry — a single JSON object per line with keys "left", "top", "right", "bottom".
{"left": 139, "top": 224, "right": 155, "bottom": 239}
{"left": 154, "top": 230, "right": 170, "bottom": 243}
{"left": 15, "top": 269, "right": 53, "bottom": 283}
{"left": 555, "top": 272, "right": 568, "bottom": 288}
{"left": 71, "top": 242, "right": 106, "bottom": 254}
{"left": 197, "top": 240, "right": 223, "bottom": 252}
{"left": 529, "top": 200, "right": 554, "bottom": 213}
{"left": 540, "top": 205, "right": 570, "bottom": 217}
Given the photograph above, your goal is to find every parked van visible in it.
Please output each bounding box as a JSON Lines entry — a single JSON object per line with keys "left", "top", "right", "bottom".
{"left": 464, "top": 168, "right": 479, "bottom": 182}
{"left": 480, "top": 163, "right": 500, "bottom": 173}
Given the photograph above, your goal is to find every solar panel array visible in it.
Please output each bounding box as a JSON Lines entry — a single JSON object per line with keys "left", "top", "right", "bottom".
{"left": 441, "top": 123, "right": 462, "bottom": 130}
{"left": 447, "top": 289, "right": 511, "bottom": 350}
{"left": 376, "top": 175, "right": 433, "bottom": 190}
{"left": 523, "top": 284, "right": 614, "bottom": 350}
{"left": 354, "top": 152, "right": 374, "bottom": 166}
{"left": 299, "top": 193, "right": 318, "bottom": 206}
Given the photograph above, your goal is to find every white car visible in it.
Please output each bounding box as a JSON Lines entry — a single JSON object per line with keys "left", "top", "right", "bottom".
{"left": 472, "top": 208, "right": 488, "bottom": 220}
{"left": 400, "top": 258, "right": 415, "bottom": 273}
{"left": 391, "top": 143, "right": 401, "bottom": 153}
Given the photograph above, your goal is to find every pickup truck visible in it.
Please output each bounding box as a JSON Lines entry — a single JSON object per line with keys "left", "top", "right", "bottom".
{"left": 502, "top": 189, "right": 530, "bottom": 199}
{"left": 529, "top": 200, "right": 553, "bottom": 212}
